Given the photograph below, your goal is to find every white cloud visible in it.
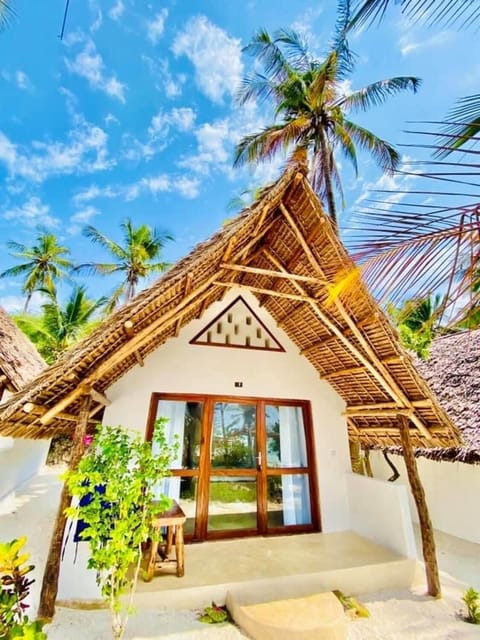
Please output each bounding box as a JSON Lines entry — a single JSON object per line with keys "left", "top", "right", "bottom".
{"left": 2, "top": 197, "right": 60, "bottom": 227}
{"left": 15, "top": 70, "right": 33, "bottom": 91}
{"left": 72, "top": 173, "right": 200, "bottom": 205}
{"left": 174, "top": 176, "right": 200, "bottom": 199}
{"left": 109, "top": 0, "right": 124, "bottom": 21}
{"left": 141, "top": 55, "right": 185, "bottom": 98}
{"left": 148, "top": 107, "right": 196, "bottom": 138}
{"left": 104, "top": 113, "right": 119, "bottom": 127}
{"left": 70, "top": 205, "right": 99, "bottom": 223}
{"left": 399, "top": 31, "right": 452, "bottom": 56}
{"left": 177, "top": 102, "right": 269, "bottom": 179}
{"left": 0, "top": 117, "right": 114, "bottom": 183}
{"left": 172, "top": 16, "right": 243, "bottom": 103}
{"left": 0, "top": 292, "right": 44, "bottom": 314}
{"left": 90, "top": 8, "right": 103, "bottom": 32}
{"left": 65, "top": 40, "right": 126, "bottom": 103}
{"left": 147, "top": 9, "right": 168, "bottom": 44}
{"left": 2, "top": 69, "right": 34, "bottom": 91}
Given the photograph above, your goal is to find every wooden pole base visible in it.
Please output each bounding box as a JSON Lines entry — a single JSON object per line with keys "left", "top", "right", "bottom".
{"left": 398, "top": 414, "right": 441, "bottom": 597}
{"left": 38, "top": 395, "right": 92, "bottom": 620}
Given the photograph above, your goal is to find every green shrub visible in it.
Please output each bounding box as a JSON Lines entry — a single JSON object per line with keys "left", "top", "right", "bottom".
{"left": 462, "top": 587, "right": 480, "bottom": 624}
{"left": 198, "top": 603, "right": 229, "bottom": 624}
{"left": 0, "top": 537, "right": 47, "bottom": 639}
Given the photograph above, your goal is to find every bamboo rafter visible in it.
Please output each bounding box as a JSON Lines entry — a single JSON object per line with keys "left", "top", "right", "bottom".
{"left": 278, "top": 202, "right": 434, "bottom": 441}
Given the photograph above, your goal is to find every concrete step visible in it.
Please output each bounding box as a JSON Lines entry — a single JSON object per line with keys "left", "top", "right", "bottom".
{"left": 226, "top": 591, "right": 347, "bottom": 640}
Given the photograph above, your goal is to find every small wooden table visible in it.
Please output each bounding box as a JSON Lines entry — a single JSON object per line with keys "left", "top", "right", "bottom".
{"left": 143, "top": 500, "right": 186, "bottom": 581}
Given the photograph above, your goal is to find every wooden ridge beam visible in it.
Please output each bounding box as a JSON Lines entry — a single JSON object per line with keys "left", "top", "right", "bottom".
{"left": 220, "top": 262, "right": 326, "bottom": 285}
{"left": 277, "top": 202, "right": 433, "bottom": 441}
{"left": 213, "top": 281, "right": 314, "bottom": 303}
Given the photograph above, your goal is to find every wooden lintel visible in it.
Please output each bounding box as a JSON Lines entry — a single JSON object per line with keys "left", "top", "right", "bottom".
{"left": 220, "top": 263, "right": 325, "bottom": 285}
{"left": 89, "top": 387, "right": 111, "bottom": 407}
{"left": 213, "top": 281, "right": 313, "bottom": 303}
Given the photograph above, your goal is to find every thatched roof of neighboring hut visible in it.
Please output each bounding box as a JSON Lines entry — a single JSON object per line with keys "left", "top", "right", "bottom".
{"left": 407, "top": 330, "right": 480, "bottom": 464}
{"left": 0, "top": 307, "right": 45, "bottom": 395}
{"left": 0, "top": 167, "right": 461, "bottom": 450}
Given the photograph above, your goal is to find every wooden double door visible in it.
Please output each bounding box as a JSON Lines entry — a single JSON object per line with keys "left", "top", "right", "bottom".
{"left": 147, "top": 393, "right": 320, "bottom": 541}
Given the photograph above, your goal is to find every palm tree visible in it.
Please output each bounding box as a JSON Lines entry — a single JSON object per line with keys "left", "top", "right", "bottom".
{"left": 0, "top": 231, "right": 73, "bottom": 312}
{"left": 75, "top": 218, "right": 173, "bottom": 309}
{"left": 388, "top": 295, "right": 443, "bottom": 358}
{"left": 234, "top": 19, "right": 420, "bottom": 229}
{"left": 15, "top": 285, "right": 107, "bottom": 363}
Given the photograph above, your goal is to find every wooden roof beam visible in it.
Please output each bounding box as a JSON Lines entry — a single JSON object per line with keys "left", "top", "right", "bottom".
{"left": 23, "top": 401, "right": 97, "bottom": 425}
{"left": 220, "top": 263, "right": 326, "bottom": 285}
{"left": 38, "top": 275, "right": 226, "bottom": 425}
{"left": 345, "top": 400, "right": 433, "bottom": 414}
{"left": 278, "top": 202, "right": 433, "bottom": 441}
{"left": 123, "top": 321, "right": 145, "bottom": 366}
{"left": 344, "top": 408, "right": 414, "bottom": 418}
{"left": 89, "top": 386, "right": 111, "bottom": 407}
{"left": 213, "top": 281, "right": 314, "bottom": 303}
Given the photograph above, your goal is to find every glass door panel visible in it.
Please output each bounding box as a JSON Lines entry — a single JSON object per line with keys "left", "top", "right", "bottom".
{"left": 207, "top": 476, "right": 258, "bottom": 532}
{"left": 207, "top": 402, "right": 259, "bottom": 536}
{"left": 266, "top": 474, "right": 312, "bottom": 528}
{"left": 210, "top": 402, "right": 257, "bottom": 469}
{"left": 266, "top": 404, "right": 307, "bottom": 468}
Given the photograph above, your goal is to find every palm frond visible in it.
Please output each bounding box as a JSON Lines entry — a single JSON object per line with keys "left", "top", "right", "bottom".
{"left": 242, "top": 29, "right": 292, "bottom": 83}
{"left": 83, "top": 225, "right": 126, "bottom": 259}
{"left": 339, "top": 77, "right": 421, "bottom": 112}
{"left": 0, "top": 0, "right": 15, "bottom": 30}
{"left": 332, "top": 121, "right": 359, "bottom": 175}
{"left": 332, "top": 0, "right": 355, "bottom": 78}
{"left": 349, "top": 0, "right": 480, "bottom": 30}
{"left": 435, "top": 94, "right": 480, "bottom": 158}
{"left": 274, "top": 28, "right": 312, "bottom": 71}
{"left": 344, "top": 119, "right": 400, "bottom": 171}
{"left": 236, "top": 73, "right": 279, "bottom": 106}
{"left": 233, "top": 117, "right": 310, "bottom": 167}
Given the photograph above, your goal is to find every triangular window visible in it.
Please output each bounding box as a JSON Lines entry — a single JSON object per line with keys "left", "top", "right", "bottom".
{"left": 190, "top": 296, "right": 284, "bottom": 352}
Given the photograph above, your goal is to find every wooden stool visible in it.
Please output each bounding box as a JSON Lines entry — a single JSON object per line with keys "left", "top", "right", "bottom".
{"left": 143, "top": 500, "right": 186, "bottom": 581}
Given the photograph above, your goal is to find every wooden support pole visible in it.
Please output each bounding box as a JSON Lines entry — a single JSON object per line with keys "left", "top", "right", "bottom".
{"left": 398, "top": 413, "right": 441, "bottom": 598}
{"left": 38, "top": 395, "right": 92, "bottom": 620}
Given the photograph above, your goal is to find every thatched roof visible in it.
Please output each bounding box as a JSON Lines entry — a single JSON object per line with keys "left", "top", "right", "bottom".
{"left": 0, "top": 307, "right": 45, "bottom": 394}
{"left": 0, "top": 167, "right": 461, "bottom": 449}
{"left": 406, "top": 330, "right": 480, "bottom": 464}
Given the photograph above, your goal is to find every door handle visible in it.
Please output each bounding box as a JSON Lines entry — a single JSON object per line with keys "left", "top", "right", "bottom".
{"left": 256, "top": 451, "right": 262, "bottom": 470}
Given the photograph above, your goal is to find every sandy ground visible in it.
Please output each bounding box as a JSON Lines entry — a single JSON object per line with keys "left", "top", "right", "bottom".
{"left": 1, "top": 467, "right": 479, "bottom": 639}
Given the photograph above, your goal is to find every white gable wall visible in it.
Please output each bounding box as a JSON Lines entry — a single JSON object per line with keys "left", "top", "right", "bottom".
{"left": 102, "top": 289, "right": 351, "bottom": 532}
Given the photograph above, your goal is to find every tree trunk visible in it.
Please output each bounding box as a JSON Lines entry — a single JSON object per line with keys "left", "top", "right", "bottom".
{"left": 38, "top": 395, "right": 92, "bottom": 620}
{"left": 398, "top": 414, "right": 441, "bottom": 597}
{"left": 315, "top": 130, "right": 338, "bottom": 233}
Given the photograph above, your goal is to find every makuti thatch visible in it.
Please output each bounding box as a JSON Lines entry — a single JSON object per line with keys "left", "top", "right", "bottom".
{"left": 0, "top": 307, "right": 45, "bottom": 396}
{"left": 408, "top": 330, "right": 480, "bottom": 464}
{"left": 0, "top": 167, "right": 461, "bottom": 450}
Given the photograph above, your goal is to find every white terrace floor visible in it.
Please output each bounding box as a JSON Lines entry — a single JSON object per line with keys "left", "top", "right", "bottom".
{"left": 1, "top": 465, "right": 479, "bottom": 615}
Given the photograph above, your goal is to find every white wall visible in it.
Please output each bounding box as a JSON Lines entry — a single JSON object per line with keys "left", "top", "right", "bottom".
{"left": 0, "top": 438, "right": 50, "bottom": 514}
{"left": 102, "top": 289, "right": 351, "bottom": 533}
{"left": 369, "top": 451, "right": 480, "bottom": 544}
{"left": 345, "top": 472, "right": 416, "bottom": 558}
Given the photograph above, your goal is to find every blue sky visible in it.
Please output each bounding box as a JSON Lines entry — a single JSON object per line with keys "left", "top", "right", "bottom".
{"left": 0, "top": 0, "right": 476, "bottom": 311}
